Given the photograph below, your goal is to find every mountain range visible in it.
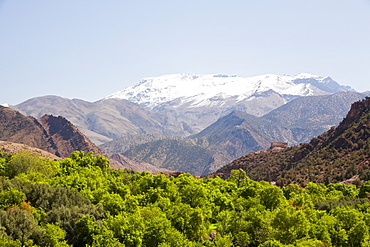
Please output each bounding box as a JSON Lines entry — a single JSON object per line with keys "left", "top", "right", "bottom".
{"left": 209, "top": 96, "right": 370, "bottom": 185}
{"left": 13, "top": 96, "right": 193, "bottom": 145}
{"left": 106, "top": 92, "right": 367, "bottom": 175}
{"left": 14, "top": 73, "right": 354, "bottom": 143}
{"left": 2, "top": 90, "right": 370, "bottom": 186}
{"left": 105, "top": 73, "right": 353, "bottom": 132}
{"left": 8, "top": 73, "right": 368, "bottom": 175}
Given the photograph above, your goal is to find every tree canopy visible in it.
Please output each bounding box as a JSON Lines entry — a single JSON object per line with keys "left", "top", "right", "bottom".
{"left": 0, "top": 150, "right": 370, "bottom": 246}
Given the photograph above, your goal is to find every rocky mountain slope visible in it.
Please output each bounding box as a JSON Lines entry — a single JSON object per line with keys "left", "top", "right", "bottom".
{"left": 9, "top": 74, "right": 365, "bottom": 176}
{"left": 101, "top": 92, "right": 366, "bottom": 176}
{"left": 13, "top": 74, "right": 356, "bottom": 146}
{"left": 209, "top": 96, "right": 370, "bottom": 186}
{"left": 0, "top": 106, "right": 170, "bottom": 172}
{"left": 100, "top": 111, "right": 294, "bottom": 176}
{"left": 122, "top": 138, "right": 214, "bottom": 176}
{"left": 0, "top": 105, "right": 105, "bottom": 158}
{"left": 13, "top": 96, "right": 194, "bottom": 145}
{"left": 106, "top": 73, "right": 353, "bottom": 132}
{"left": 109, "top": 153, "right": 170, "bottom": 173}
{"left": 99, "top": 134, "right": 183, "bottom": 154}
{"left": 261, "top": 91, "right": 366, "bottom": 144}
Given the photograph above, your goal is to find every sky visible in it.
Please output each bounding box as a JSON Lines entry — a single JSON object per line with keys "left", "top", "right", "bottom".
{"left": 1, "top": 0, "right": 370, "bottom": 105}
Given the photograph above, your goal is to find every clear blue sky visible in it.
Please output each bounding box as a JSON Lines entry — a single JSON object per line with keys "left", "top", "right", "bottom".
{"left": 1, "top": 0, "right": 369, "bottom": 105}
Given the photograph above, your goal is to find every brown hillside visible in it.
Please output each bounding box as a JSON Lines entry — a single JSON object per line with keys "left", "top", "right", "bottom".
{"left": 209, "top": 97, "right": 370, "bottom": 186}
{"left": 0, "top": 105, "right": 52, "bottom": 151}
{"left": 37, "top": 114, "right": 105, "bottom": 157}
{"left": 0, "top": 106, "right": 105, "bottom": 158}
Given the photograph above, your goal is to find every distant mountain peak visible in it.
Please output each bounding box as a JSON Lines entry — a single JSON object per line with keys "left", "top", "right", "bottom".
{"left": 105, "top": 73, "right": 354, "bottom": 109}
{"left": 294, "top": 72, "right": 320, "bottom": 78}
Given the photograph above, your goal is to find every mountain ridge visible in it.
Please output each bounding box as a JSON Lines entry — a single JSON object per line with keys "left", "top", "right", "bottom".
{"left": 13, "top": 96, "right": 194, "bottom": 145}
{"left": 105, "top": 73, "right": 354, "bottom": 132}
{"left": 0, "top": 106, "right": 105, "bottom": 158}
{"left": 209, "top": 96, "right": 370, "bottom": 185}
{"left": 101, "top": 92, "right": 367, "bottom": 175}
{"left": 106, "top": 73, "right": 353, "bottom": 108}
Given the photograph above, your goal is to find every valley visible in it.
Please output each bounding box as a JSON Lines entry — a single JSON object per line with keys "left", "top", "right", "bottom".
{"left": 8, "top": 73, "right": 369, "bottom": 176}
{"left": 1, "top": 73, "right": 370, "bottom": 247}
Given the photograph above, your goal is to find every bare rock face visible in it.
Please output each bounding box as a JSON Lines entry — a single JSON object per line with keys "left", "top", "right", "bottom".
{"left": 0, "top": 106, "right": 51, "bottom": 151}
{"left": 0, "top": 106, "right": 105, "bottom": 158}
{"left": 37, "top": 114, "right": 105, "bottom": 157}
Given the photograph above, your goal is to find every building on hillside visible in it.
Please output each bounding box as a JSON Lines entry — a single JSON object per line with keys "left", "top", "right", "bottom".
{"left": 269, "top": 142, "right": 288, "bottom": 151}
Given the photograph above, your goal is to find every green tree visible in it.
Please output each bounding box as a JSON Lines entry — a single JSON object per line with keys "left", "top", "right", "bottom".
{"left": 295, "top": 239, "right": 323, "bottom": 247}
{"left": 271, "top": 206, "right": 310, "bottom": 244}
{"left": 259, "top": 240, "right": 288, "bottom": 247}
{"left": 227, "top": 169, "right": 249, "bottom": 187}
{"left": 305, "top": 182, "right": 327, "bottom": 201}
{"left": 43, "top": 223, "right": 70, "bottom": 247}
{"left": 259, "top": 185, "right": 285, "bottom": 210}
{"left": 70, "top": 151, "right": 109, "bottom": 169}
{"left": 105, "top": 211, "right": 144, "bottom": 246}
{"left": 0, "top": 188, "right": 26, "bottom": 210}
{"left": 359, "top": 181, "right": 370, "bottom": 198}
{"left": 140, "top": 206, "right": 191, "bottom": 247}
{"left": 0, "top": 234, "right": 21, "bottom": 247}
{"left": 0, "top": 207, "right": 43, "bottom": 246}
{"left": 212, "top": 233, "right": 233, "bottom": 247}
{"left": 331, "top": 206, "right": 368, "bottom": 246}
{"left": 6, "top": 151, "right": 57, "bottom": 179}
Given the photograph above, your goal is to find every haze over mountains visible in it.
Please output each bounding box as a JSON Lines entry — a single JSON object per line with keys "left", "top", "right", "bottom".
{"left": 14, "top": 96, "right": 192, "bottom": 145}
{"left": 8, "top": 73, "right": 369, "bottom": 175}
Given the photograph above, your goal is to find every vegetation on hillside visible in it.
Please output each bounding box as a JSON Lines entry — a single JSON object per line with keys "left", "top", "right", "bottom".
{"left": 102, "top": 93, "right": 368, "bottom": 176}
{"left": 261, "top": 92, "right": 365, "bottom": 143}
{"left": 212, "top": 97, "right": 370, "bottom": 186}
{"left": 106, "top": 111, "right": 294, "bottom": 176}
{"left": 1, "top": 150, "right": 370, "bottom": 246}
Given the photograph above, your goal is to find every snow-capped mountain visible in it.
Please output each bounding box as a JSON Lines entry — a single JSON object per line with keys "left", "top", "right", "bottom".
{"left": 105, "top": 73, "right": 354, "bottom": 132}
{"left": 105, "top": 73, "right": 353, "bottom": 109}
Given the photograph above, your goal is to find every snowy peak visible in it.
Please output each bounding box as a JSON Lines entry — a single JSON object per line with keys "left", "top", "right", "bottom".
{"left": 105, "top": 73, "right": 354, "bottom": 109}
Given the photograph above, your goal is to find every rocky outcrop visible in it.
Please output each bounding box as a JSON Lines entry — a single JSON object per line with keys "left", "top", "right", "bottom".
{"left": 37, "top": 114, "right": 105, "bottom": 157}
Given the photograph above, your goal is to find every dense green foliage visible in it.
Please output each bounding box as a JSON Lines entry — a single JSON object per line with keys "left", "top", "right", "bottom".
{"left": 1, "top": 150, "right": 370, "bottom": 246}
